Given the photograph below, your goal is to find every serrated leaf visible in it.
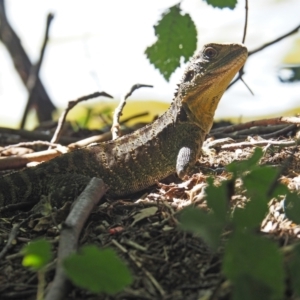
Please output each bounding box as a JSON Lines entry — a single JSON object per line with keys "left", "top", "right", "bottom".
{"left": 243, "top": 166, "right": 278, "bottom": 200}
{"left": 22, "top": 239, "right": 52, "bottom": 271}
{"left": 232, "top": 275, "right": 275, "bottom": 300}
{"left": 287, "top": 244, "right": 300, "bottom": 296}
{"left": 226, "top": 148, "right": 264, "bottom": 176}
{"left": 63, "top": 246, "right": 132, "bottom": 294}
{"left": 233, "top": 199, "right": 269, "bottom": 229}
{"left": 223, "top": 232, "right": 284, "bottom": 300}
{"left": 204, "top": 0, "right": 238, "bottom": 9}
{"left": 283, "top": 192, "right": 300, "bottom": 224}
{"left": 145, "top": 4, "right": 197, "bottom": 81}
{"left": 205, "top": 177, "right": 229, "bottom": 222}
{"left": 233, "top": 167, "right": 280, "bottom": 229}
{"left": 179, "top": 206, "right": 223, "bottom": 250}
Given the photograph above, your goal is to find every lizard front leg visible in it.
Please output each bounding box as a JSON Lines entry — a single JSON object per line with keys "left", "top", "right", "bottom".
{"left": 176, "top": 146, "right": 199, "bottom": 179}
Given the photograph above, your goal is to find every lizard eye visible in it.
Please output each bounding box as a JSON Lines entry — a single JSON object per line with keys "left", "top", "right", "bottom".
{"left": 183, "top": 70, "right": 194, "bottom": 82}
{"left": 204, "top": 47, "right": 217, "bottom": 59}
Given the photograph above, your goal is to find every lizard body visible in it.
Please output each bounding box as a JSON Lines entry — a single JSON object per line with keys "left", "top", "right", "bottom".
{"left": 0, "top": 43, "right": 247, "bottom": 209}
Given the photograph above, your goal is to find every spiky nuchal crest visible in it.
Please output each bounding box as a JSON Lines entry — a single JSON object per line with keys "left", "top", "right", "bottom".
{"left": 0, "top": 43, "right": 248, "bottom": 211}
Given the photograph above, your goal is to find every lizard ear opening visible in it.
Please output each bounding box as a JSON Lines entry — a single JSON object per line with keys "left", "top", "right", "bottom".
{"left": 183, "top": 70, "right": 195, "bottom": 83}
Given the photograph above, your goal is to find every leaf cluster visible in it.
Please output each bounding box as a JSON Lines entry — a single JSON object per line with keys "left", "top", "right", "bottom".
{"left": 145, "top": 0, "right": 238, "bottom": 81}
{"left": 22, "top": 243, "right": 132, "bottom": 296}
{"left": 180, "top": 148, "right": 300, "bottom": 299}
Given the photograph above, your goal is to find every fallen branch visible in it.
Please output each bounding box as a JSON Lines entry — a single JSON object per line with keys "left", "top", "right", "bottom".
{"left": 45, "top": 177, "right": 108, "bottom": 300}
{"left": 0, "top": 147, "right": 68, "bottom": 170}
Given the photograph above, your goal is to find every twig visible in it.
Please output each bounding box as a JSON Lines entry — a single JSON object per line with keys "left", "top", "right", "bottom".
{"left": 267, "top": 139, "right": 300, "bottom": 197}
{"left": 0, "top": 141, "right": 62, "bottom": 153}
{"left": 0, "top": 147, "right": 68, "bottom": 171}
{"left": 0, "top": 201, "right": 36, "bottom": 215}
{"left": 228, "top": 23, "right": 300, "bottom": 91}
{"left": 249, "top": 24, "right": 300, "bottom": 56}
{"left": 210, "top": 116, "right": 300, "bottom": 135}
{"left": 45, "top": 178, "right": 108, "bottom": 300}
{"left": 0, "top": 127, "right": 78, "bottom": 145}
{"left": 50, "top": 92, "right": 113, "bottom": 145}
{"left": 111, "top": 239, "right": 165, "bottom": 297}
{"left": 259, "top": 124, "right": 296, "bottom": 139}
{"left": 242, "top": 0, "right": 248, "bottom": 44}
{"left": 20, "top": 13, "right": 54, "bottom": 129}
{"left": 0, "top": 214, "right": 38, "bottom": 260}
{"left": 120, "top": 112, "right": 149, "bottom": 124}
{"left": 213, "top": 124, "right": 296, "bottom": 141}
{"left": 67, "top": 123, "right": 145, "bottom": 150}
{"left": 220, "top": 139, "right": 295, "bottom": 150}
{"left": 0, "top": 0, "right": 55, "bottom": 123}
{"left": 111, "top": 84, "right": 153, "bottom": 140}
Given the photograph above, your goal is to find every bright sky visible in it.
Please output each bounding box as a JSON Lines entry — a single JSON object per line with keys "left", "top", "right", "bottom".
{"left": 0, "top": 0, "right": 299, "bottom": 127}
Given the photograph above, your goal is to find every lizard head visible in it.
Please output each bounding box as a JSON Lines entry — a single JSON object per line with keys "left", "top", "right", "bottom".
{"left": 177, "top": 43, "right": 248, "bottom": 133}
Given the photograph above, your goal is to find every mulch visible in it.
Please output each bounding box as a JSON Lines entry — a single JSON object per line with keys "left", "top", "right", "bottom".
{"left": 0, "top": 122, "right": 299, "bottom": 300}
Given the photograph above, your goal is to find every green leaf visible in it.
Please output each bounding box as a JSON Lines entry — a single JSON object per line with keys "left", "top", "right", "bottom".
{"left": 232, "top": 275, "right": 275, "bottom": 300}
{"left": 205, "top": 177, "right": 229, "bottom": 222}
{"left": 223, "top": 232, "right": 284, "bottom": 300}
{"left": 233, "top": 200, "right": 269, "bottom": 229}
{"left": 226, "top": 148, "right": 264, "bottom": 177}
{"left": 204, "top": 0, "right": 238, "bottom": 9}
{"left": 233, "top": 167, "right": 280, "bottom": 229}
{"left": 287, "top": 244, "right": 300, "bottom": 296}
{"left": 145, "top": 4, "right": 197, "bottom": 81}
{"left": 22, "top": 239, "right": 52, "bottom": 271}
{"left": 283, "top": 192, "right": 300, "bottom": 224}
{"left": 179, "top": 206, "right": 223, "bottom": 250}
{"left": 244, "top": 166, "right": 278, "bottom": 199}
{"left": 63, "top": 245, "right": 132, "bottom": 294}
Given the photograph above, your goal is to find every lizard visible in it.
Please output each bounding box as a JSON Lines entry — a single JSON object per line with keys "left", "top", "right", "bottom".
{"left": 0, "top": 43, "right": 248, "bottom": 213}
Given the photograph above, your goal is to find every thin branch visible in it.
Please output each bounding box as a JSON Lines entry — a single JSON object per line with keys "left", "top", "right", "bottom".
{"left": 0, "top": 0, "right": 55, "bottom": 122}
{"left": 120, "top": 112, "right": 149, "bottom": 124}
{"left": 228, "top": 23, "right": 300, "bottom": 92}
{"left": 111, "top": 84, "right": 153, "bottom": 140}
{"left": 242, "top": 0, "right": 248, "bottom": 44}
{"left": 0, "top": 148, "right": 68, "bottom": 171}
{"left": 20, "top": 13, "right": 54, "bottom": 128}
{"left": 249, "top": 24, "right": 300, "bottom": 56}
{"left": 210, "top": 116, "right": 300, "bottom": 135}
{"left": 221, "top": 139, "right": 296, "bottom": 150}
{"left": 0, "top": 141, "right": 61, "bottom": 153}
{"left": 0, "top": 127, "right": 78, "bottom": 145}
{"left": 50, "top": 92, "right": 113, "bottom": 145}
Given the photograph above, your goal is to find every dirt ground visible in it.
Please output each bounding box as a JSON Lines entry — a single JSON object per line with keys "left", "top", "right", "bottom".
{"left": 0, "top": 121, "right": 299, "bottom": 300}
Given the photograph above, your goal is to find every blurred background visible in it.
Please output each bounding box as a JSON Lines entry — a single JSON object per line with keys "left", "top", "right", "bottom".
{"left": 0, "top": 0, "right": 299, "bottom": 129}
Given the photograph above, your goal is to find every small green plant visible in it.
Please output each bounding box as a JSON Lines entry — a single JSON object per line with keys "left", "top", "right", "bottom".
{"left": 180, "top": 148, "right": 300, "bottom": 299}
{"left": 63, "top": 245, "right": 132, "bottom": 294}
{"left": 22, "top": 239, "right": 53, "bottom": 300}
{"left": 22, "top": 241, "right": 132, "bottom": 297}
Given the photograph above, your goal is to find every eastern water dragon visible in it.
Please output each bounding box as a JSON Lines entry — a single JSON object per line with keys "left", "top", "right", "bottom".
{"left": 0, "top": 43, "right": 248, "bottom": 212}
